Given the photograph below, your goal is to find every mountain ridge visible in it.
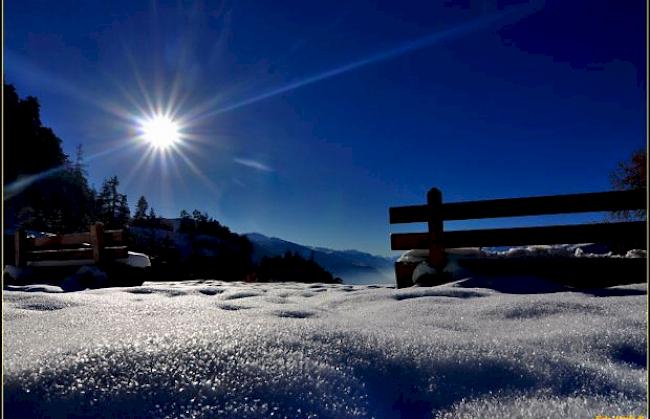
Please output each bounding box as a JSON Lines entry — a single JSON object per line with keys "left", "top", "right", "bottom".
{"left": 245, "top": 233, "right": 394, "bottom": 285}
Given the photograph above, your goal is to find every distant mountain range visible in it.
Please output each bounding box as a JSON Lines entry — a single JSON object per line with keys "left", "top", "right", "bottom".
{"left": 245, "top": 233, "right": 394, "bottom": 285}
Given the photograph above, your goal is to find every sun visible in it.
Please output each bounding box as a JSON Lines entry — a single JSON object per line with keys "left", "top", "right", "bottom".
{"left": 139, "top": 115, "right": 180, "bottom": 149}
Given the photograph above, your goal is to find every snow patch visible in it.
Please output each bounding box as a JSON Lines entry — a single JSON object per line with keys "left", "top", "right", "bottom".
{"left": 3, "top": 279, "right": 646, "bottom": 418}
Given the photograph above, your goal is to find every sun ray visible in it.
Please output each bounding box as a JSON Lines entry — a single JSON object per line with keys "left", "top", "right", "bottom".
{"left": 184, "top": 5, "right": 534, "bottom": 125}
{"left": 3, "top": 166, "right": 67, "bottom": 200}
{"left": 174, "top": 146, "right": 221, "bottom": 196}
{"left": 121, "top": 145, "right": 158, "bottom": 190}
{"left": 165, "top": 147, "right": 189, "bottom": 192}
{"left": 85, "top": 137, "right": 140, "bottom": 163}
{"left": 121, "top": 42, "right": 159, "bottom": 118}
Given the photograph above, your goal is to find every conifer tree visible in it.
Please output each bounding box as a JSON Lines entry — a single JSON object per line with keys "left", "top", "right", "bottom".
{"left": 134, "top": 196, "right": 149, "bottom": 221}
{"left": 96, "top": 176, "right": 130, "bottom": 229}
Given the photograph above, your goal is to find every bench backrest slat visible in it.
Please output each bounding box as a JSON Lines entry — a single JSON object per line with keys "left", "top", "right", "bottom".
{"left": 14, "top": 223, "right": 126, "bottom": 267}
{"left": 28, "top": 230, "right": 124, "bottom": 249}
{"left": 389, "top": 187, "right": 646, "bottom": 288}
{"left": 391, "top": 221, "right": 646, "bottom": 250}
{"left": 390, "top": 189, "right": 646, "bottom": 224}
{"left": 27, "top": 247, "right": 128, "bottom": 261}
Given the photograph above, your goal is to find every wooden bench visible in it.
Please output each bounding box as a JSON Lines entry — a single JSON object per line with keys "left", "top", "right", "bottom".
{"left": 14, "top": 222, "right": 128, "bottom": 268}
{"left": 389, "top": 188, "right": 646, "bottom": 288}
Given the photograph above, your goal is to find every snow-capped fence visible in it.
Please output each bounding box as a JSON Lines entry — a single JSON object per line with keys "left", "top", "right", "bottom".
{"left": 14, "top": 222, "right": 127, "bottom": 267}
{"left": 389, "top": 188, "right": 646, "bottom": 288}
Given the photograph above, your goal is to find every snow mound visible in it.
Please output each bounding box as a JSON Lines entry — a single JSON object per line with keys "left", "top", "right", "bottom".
{"left": 3, "top": 279, "right": 647, "bottom": 418}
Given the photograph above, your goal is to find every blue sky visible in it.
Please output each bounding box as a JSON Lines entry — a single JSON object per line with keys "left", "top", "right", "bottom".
{"left": 5, "top": 0, "right": 646, "bottom": 255}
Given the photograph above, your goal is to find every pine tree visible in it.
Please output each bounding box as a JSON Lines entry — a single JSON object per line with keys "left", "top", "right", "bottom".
{"left": 179, "top": 209, "right": 193, "bottom": 233}
{"left": 117, "top": 194, "right": 130, "bottom": 227}
{"left": 96, "top": 176, "right": 130, "bottom": 229}
{"left": 192, "top": 210, "right": 208, "bottom": 223}
{"left": 74, "top": 144, "right": 86, "bottom": 176}
{"left": 134, "top": 196, "right": 149, "bottom": 221}
{"left": 4, "top": 83, "right": 67, "bottom": 182}
{"left": 68, "top": 144, "right": 96, "bottom": 229}
{"left": 5, "top": 84, "right": 98, "bottom": 233}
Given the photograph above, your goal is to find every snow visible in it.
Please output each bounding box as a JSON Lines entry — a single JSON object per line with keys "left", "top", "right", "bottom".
{"left": 485, "top": 245, "right": 646, "bottom": 259}
{"left": 3, "top": 277, "right": 647, "bottom": 418}
{"left": 397, "top": 245, "right": 647, "bottom": 263}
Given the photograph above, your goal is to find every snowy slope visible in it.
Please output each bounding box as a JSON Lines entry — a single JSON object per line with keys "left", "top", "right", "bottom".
{"left": 3, "top": 277, "right": 647, "bottom": 418}
{"left": 246, "top": 233, "right": 394, "bottom": 284}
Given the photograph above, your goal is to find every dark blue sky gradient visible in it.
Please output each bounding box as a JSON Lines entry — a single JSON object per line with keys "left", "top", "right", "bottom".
{"left": 5, "top": 1, "right": 646, "bottom": 255}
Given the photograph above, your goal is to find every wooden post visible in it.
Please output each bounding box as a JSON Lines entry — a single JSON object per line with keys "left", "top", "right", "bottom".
{"left": 14, "top": 228, "right": 25, "bottom": 267}
{"left": 90, "top": 222, "right": 104, "bottom": 264}
{"left": 427, "top": 188, "right": 446, "bottom": 270}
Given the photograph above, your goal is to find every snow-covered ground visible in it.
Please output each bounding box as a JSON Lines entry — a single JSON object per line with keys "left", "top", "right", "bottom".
{"left": 3, "top": 277, "right": 647, "bottom": 418}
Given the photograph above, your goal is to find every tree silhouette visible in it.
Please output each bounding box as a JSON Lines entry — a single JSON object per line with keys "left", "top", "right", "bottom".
{"left": 134, "top": 196, "right": 149, "bottom": 221}
{"left": 611, "top": 149, "right": 646, "bottom": 220}
{"left": 611, "top": 149, "right": 646, "bottom": 191}
{"left": 3, "top": 84, "right": 67, "bottom": 183}
{"left": 69, "top": 144, "right": 96, "bottom": 229}
{"left": 4, "top": 84, "right": 95, "bottom": 233}
{"left": 96, "top": 176, "right": 130, "bottom": 229}
{"left": 256, "top": 251, "right": 339, "bottom": 284}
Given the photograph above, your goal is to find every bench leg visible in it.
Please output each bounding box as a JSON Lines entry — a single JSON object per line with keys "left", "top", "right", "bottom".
{"left": 90, "top": 222, "right": 104, "bottom": 264}
{"left": 15, "top": 229, "right": 25, "bottom": 268}
{"left": 395, "top": 261, "right": 418, "bottom": 289}
{"left": 427, "top": 188, "right": 446, "bottom": 270}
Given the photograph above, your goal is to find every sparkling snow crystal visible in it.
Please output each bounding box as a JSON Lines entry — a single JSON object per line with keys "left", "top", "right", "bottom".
{"left": 3, "top": 278, "right": 647, "bottom": 418}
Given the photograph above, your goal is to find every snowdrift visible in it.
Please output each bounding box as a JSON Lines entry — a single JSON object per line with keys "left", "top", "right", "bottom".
{"left": 3, "top": 277, "right": 647, "bottom": 418}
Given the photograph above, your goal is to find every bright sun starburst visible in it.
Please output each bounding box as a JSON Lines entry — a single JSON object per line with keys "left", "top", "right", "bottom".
{"left": 139, "top": 115, "right": 180, "bottom": 149}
